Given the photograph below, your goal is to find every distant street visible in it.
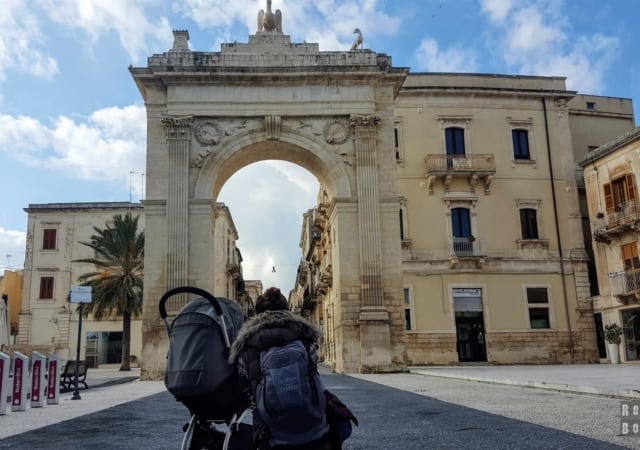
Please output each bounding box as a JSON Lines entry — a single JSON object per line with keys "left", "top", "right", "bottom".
{"left": 0, "top": 369, "right": 637, "bottom": 449}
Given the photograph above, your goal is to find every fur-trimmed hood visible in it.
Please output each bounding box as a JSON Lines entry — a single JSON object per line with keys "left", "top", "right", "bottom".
{"left": 229, "top": 310, "right": 320, "bottom": 363}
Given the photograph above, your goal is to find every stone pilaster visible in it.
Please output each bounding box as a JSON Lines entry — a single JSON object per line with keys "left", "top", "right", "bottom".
{"left": 161, "top": 115, "right": 192, "bottom": 291}
{"left": 351, "top": 115, "right": 384, "bottom": 310}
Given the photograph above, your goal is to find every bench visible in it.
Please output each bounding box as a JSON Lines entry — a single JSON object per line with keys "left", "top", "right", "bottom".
{"left": 60, "top": 360, "right": 89, "bottom": 391}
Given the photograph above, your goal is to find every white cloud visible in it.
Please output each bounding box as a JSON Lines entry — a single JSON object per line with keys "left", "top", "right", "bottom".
{"left": 37, "top": 0, "right": 172, "bottom": 62}
{"left": 219, "top": 161, "right": 318, "bottom": 291}
{"left": 479, "top": 0, "right": 619, "bottom": 93}
{"left": 414, "top": 38, "right": 478, "bottom": 73}
{"left": 0, "top": 105, "right": 146, "bottom": 193}
{"left": 0, "top": 0, "right": 59, "bottom": 81}
{"left": 175, "top": 0, "right": 401, "bottom": 52}
{"left": 0, "top": 227, "right": 26, "bottom": 270}
{"left": 480, "top": 0, "right": 512, "bottom": 23}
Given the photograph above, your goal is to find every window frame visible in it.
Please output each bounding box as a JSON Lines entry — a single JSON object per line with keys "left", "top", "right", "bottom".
{"left": 512, "top": 128, "right": 531, "bottom": 160}
{"left": 403, "top": 286, "right": 414, "bottom": 331}
{"left": 525, "top": 286, "right": 551, "bottom": 329}
{"left": 39, "top": 276, "right": 55, "bottom": 300}
{"left": 519, "top": 208, "right": 539, "bottom": 239}
{"left": 394, "top": 118, "right": 405, "bottom": 163}
{"left": 42, "top": 228, "right": 57, "bottom": 250}
{"left": 507, "top": 118, "right": 535, "bottom": 163}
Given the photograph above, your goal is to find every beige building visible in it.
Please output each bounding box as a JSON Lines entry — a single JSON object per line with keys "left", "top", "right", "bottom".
{"left": 580, "top": 127, "right": 640, "bottom": 363}
{"left": 297, "top": 76, "right": 635, "bottom": 367}
{"left": 16, "top": 201, "right": 246, "bottom": 367}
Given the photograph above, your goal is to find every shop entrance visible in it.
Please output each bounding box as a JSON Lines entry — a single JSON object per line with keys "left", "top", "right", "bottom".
{"left": 453, "top": 288, "right": 487, "bottom": 362}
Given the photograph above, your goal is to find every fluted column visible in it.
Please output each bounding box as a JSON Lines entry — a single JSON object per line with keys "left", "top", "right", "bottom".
{"left": 161, "top": 115, "right": 192, "bottom": 293}
{"left": 351, "top": 115, "right": 384, "bottom": 308}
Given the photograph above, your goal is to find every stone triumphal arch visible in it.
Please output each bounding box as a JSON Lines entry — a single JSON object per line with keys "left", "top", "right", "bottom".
{"left": 130, "top": 10, "right": 409, "bottom": 376}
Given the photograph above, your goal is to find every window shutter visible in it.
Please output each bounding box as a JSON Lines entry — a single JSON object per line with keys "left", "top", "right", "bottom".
{"left": 625, "top": 174, "right": 636, "bottom": 201}
{"left": 603, "top": 183, "right": 614, "bottom": 212}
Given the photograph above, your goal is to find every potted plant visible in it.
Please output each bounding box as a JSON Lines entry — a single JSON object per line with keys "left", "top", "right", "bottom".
{"left": 604, "top": 323, "right": 623, "bottom": 364}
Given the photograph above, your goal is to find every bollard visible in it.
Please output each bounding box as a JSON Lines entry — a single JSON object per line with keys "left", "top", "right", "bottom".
{"left": 46, "top": 353, "right": 60, "bottom": 405}
{"left": 11, "top": 352, "right": 30, "bottom": 412}
{"left": 0, "top": 351, "right": 11, "bottom": 415}
{"left": 30, "top": 352, "right": 47, "bottom": 408}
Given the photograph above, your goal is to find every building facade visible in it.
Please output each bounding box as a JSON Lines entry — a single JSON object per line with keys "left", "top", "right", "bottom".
{"left": 297, "top": 76, "right": 635, "bottom": 367}
{"left": 581, "top": 127, "right": 640, "bottom": 363}
{"left": 16, "top": 202, "right": 247, "bottom": 367}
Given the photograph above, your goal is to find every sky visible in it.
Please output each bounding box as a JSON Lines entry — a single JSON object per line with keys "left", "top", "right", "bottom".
{"left": 1, "top": 0, "right": 639, "bottom": 295}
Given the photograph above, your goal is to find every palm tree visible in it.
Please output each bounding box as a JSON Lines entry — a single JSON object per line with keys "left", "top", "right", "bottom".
{"left": 74, "top": 212, "right": 144, "bottom": 371}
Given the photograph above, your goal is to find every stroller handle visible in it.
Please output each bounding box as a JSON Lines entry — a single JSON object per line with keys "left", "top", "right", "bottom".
{"left": 159, "top": 286, "right": 223, "bottom": 319}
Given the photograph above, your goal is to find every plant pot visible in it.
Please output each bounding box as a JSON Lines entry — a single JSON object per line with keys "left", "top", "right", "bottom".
{"left": 607, "top": 342, "right": 619, "bottom": 364}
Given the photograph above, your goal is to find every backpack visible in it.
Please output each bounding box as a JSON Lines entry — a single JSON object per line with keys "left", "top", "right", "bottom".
{"left": 255, "top": 339, "right": 328, "bottom": 447}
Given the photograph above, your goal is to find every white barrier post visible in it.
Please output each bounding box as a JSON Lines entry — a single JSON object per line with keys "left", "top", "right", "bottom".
{"left": 46, "top": 353, "right": 60, "bottom": 405}
{"left": 0, "top": 351, "right": 11, "bottom": 415}
{"left": 30, "top": 352, "right": 47, "bottom": 408}
{"left": 11, "top": 352, "right": 30, "bottom": 412}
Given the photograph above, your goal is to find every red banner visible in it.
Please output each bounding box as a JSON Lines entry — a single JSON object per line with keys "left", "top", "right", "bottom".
{"left": 31, "top": 359, "right": 42, "bottom": 402}
{"left": 47, "top": 359, "right": 58, "bottom": 400}
{"left": 12, "top": 358, "right": 23, "bottom": 406}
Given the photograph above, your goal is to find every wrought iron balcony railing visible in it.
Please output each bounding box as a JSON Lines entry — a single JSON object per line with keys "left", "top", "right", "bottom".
{"left": 424, "top": 154, "right": 496, "bottom": 194}
{"left": 425, "top": 154, "right": 496, "bottom": 173}
{"left": 609, "top": 269, "right": 640, "bottom": 303}
{"left": 591, "top": 199, "right": 640, "bottom": 242}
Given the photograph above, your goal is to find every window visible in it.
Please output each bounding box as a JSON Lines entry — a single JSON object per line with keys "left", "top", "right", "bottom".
{"left": 520, "top": 208, "right": 539, "bottom": 239}
{"left": 512, "top": 129, "right": 530, "bottom": 160}
{"left": 445, "top": 127, "right": 465, "bottom": 156}
{"left": 399, "top": 209, "right": 405, "bottom": 240}
{"left": 452, "top": 207, "right": 473, "bottom": 256}
{"left": 39, "top": 276, "right": 54, "bottom": 299}
{"left": 43, "top": 229, "right": 57, "bottom": 250}
{"left": 526, "top": 287, "right": 549, "bottom": 329}
{"left": 393, "top": 119, "right": 404, "bottom": 162}
{"left": 403, "top": 288, "right": 412, "bottom": 330}
{"left": 604, "top": 174, "right": 636, "bottom": 212}
{"left": 586, "top": 102, "right": 595, "bottom": 110}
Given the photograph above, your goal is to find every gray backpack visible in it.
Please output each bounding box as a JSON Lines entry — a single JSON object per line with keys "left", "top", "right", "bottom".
{"left": 256, "top": 339, "right": 328, "bottom": 447}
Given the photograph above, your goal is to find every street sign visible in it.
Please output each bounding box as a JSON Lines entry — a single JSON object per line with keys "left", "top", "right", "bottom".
{"left": 70, "top": 286, "right": 92, "bottom": 303}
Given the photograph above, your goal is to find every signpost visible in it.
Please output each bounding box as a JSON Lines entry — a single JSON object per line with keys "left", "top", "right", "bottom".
{"left": 69, "top": 286, "right": 92, "bottom": 400}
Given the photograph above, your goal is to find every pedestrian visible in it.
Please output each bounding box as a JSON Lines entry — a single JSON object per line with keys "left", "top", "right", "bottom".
{"left": 229, "top": 287, "right": 357, "bottom": 450}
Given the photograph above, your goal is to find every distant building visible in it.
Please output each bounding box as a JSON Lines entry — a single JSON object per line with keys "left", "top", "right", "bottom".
{"left": 17, "top": 202, "right": 248, "bottom": 367}
{"left": 580, "top": 127, "right": 640, "bottom": 363}
{"left": 0, "top": 269, "right": 23, "bottom": 344}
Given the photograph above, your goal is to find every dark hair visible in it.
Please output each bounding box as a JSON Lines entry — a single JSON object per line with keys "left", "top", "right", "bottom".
{"left": 255, "top": 287, "right": 288, "bottom": 313}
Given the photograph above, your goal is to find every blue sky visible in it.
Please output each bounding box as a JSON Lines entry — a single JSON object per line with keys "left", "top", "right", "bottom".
{"left": 1, "top": 0, "right": 639, "bottom": 293}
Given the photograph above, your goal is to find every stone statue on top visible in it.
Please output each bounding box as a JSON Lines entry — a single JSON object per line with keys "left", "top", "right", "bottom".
{"left": 257, "top": 0, "right": 283, "bottom": 33}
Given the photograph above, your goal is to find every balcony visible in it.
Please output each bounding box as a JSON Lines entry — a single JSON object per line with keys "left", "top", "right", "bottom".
{"left": 592, "top": 200, "right": 640, "bottom": 243}
{"left": 449, "top": 237, "right": 485, "bottom": 269}
{"left": 610, "top": 270, "right": 640, "bottom": 303}
{"left": 425, "top": 154, "right": 496, "bottom": 194}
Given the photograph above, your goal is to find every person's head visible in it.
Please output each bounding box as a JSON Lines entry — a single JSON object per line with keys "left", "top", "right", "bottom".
{"left": 255, "top": 287, "right": 288, "bottom": 313}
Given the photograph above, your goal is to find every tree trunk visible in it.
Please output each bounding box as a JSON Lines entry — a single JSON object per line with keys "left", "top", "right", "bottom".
{"left": 120, "top": 312, "right": 131, "bottom": 371}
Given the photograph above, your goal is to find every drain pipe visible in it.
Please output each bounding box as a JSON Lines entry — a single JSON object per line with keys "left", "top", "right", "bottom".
{"left": 542, "top": 97, "right": 575, "bottom": 359}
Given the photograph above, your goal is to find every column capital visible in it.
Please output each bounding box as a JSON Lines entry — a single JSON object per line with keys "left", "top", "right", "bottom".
{"left": 350, "top": 114, "right": 380, "bottom": 139}
{"left": 161, "top": 114, "right": 193, "bottom": 139}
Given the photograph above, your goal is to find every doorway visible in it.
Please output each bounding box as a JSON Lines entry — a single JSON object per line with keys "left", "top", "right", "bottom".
{"left": 453, "top": 288, "right": 487, "bottom": 362}
{"left": 593, "top": 313, "right": 607, "bottom": 359}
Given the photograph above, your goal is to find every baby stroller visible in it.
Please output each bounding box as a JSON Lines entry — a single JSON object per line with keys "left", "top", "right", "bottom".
{"left": 159, "top": 286, "right": 253, "bottom": 450}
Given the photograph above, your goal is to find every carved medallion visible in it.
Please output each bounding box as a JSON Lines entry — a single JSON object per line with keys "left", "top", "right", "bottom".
{"left": 324, "top": 119, "right": 351, "bottom": 145}
{"left": 195, "top": 121, "right": 222, "bottom": 145}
